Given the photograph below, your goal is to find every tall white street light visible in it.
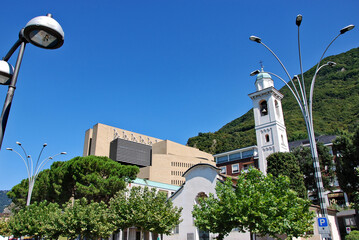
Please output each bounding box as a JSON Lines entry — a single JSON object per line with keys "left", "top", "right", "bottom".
{"left": 0, "top": 13, "right": 64, "bottom": 150}
{"left": 6, "top": 142, "right": 66, "bottom": 206}
{"left": 249, "top": 14, "right": 354, "bottom": 239}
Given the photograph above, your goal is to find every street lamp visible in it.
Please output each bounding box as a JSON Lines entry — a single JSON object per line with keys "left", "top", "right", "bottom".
{"left": 6, "top": 142, "right": 66, "bottom": 206}
{"left": 249, "top": 14, "right": 354, "bottom": 239}
{"left": 0, "top": 13, "right": 64, "bottom": 150}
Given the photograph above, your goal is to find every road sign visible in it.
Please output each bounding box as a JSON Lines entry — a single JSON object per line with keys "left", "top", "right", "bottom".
{"left": 346, "top": 227, "right": 351, "bottom": 234}
{"left": 321, "top": 233, "right": 331, "bottom": 239}
{"left": 318, "top": 217, "right": 329, "bottom": 227}
{"left": 318, "top": 217, "right": 331, "bottom": 238}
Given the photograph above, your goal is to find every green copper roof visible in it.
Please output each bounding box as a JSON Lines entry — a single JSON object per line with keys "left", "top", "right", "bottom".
{"left": 132, "top": 178, "right": 180, "bottom": 191}
{"left": 256, "top": 72, "right": 271, "bottom": 80}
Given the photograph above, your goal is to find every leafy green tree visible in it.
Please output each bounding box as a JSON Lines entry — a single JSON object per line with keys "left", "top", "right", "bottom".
{"left": 7, "top": 156, "right": 139, "bottom": 207}
{"left": 109, "top": 187, "right": 182, "bottom": 238}
{"left": 60, "top": 198, "right": 114, "bottom": 240}
{"left": 192, "top": 168, "right": 314, "bottom": 240}
{"left": 333, "top": 127, "right": 359, "bottom": 201}
{"left": 8, "top": 201, "right": 61, "bottom": 239}
{"left": 353, "top": 168, "right": 359, "bottom": 211}
{"left": 346, "top": 230, "right": 359, "bottom": 240}
{"left": 267, "top": 152, "right": 307, "bottom": 198}
{"left": 0, "top": 218, "right": 10, "bottom": 237}
{"left": 192, "top": 179, "right": 243, "bottom": 240}
{"left": 50, "top": 156, "right": 139, "bottom": 204}
{"left": 235, "top": 169, "right": 314, "bottom": 239}
{"left": 292, "top": 142, "right": 335, "bottom": 203}
{"left": 7, "top": 179, "right": 29, "bottom": 208}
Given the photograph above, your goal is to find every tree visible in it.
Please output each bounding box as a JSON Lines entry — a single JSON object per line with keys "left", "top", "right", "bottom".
{"left": 333, "top": 127, "right": 359, "bottom": 201}
{"left": 7, "top": 155, "right": 139, "bottom": 207}
{"left": 236, "top": 169, "right": 314, "bottom": 239}
{"left": 0, "top": 217, "right": 10, "bottom": 237}
{"left": 346, "top": 230, "right": 359, "bottom": 240}
{"left": 192, "top": 168, "right": 314, "bottom": 240}
{"left": 8, "top": 201, "right": 61, "bottom": 239}
{"left": 109, "top": 187, "right": 182, "bottom": 238}
{"left": 353, "top": 168, "right": 359, "bottom": 211}
{"left": 192, "top": 179, "right": 243, "bottom": 240}
{"left": 8, "top": 199, "right": 114, "bottom": 240}
{"left": 292, "top": 142, "right": 335, "bottom": 203}
{"left": 7, "top": 170, "right": 51, "bottom": 208}
{"left": 50, "top": 156, "right": 139, "bottom": 204}
{"left": 60, "top": 198, "right": 114, "bottom": 240}
{"left": 267, "top": 152, "right": 307, "bottom": 198}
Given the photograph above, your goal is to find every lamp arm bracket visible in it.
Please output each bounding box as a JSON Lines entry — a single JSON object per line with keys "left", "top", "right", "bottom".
{"left": 2, "top": 30, "right": 28, "bottom": 62}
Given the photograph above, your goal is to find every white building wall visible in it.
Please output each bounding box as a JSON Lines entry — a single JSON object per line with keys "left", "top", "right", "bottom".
{"left": 165, "top": 164, "right": 249, "bottom": 240}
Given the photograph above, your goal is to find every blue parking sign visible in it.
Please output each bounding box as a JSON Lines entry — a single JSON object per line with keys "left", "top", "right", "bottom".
{"left": 318, "top": 217, "right": 328, "bottom": 227}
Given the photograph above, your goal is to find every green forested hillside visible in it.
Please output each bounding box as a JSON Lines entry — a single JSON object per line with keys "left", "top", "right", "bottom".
{"left": 0, "top": 190, "right": 11, "bottom": 212}
{"left": 187, "top": 47, "right": 359, "bottom": 154}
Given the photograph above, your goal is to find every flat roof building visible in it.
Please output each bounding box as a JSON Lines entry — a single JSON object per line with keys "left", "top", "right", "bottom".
{"left": 83, "top": 123, "right": 215, "bottom": 186}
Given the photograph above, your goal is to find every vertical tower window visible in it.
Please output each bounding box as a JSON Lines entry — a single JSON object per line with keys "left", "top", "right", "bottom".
{"left": 275, "top": 100, "right": 280, "bottom": 117}
{"left": 260, "top": 100, "right": 268, "bottom": 116}
{"left": 265, "top": 134, "right": 270, "bottom": 143}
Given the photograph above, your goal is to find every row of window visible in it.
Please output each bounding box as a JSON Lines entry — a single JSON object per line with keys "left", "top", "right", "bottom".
{"left": 171, "top": 171, "right": 184, "bottom": 176}
{"left": 171, "top": 180, "right": 185, "bottom": 185}
{"left": 220, "top": 163, "right": 254, "bottom": 174}
{"left": 171, "top": 162, "right": 194, "bottom": 168}
{"left": 216, "top": 149, "right": 255, "bottom": 164}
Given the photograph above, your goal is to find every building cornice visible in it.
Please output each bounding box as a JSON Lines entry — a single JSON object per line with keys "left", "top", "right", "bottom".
{"left": 248, "top": 86, "right": 284, "bottom": 100}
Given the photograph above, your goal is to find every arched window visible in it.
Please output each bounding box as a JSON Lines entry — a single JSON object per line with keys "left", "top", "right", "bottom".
{"left": 260, "top": 100, "right": 268, "bottom": 116}
{"left": 265, "top": 134, "right": 270, "bottom": 143}
{"left": 195, "top": 192, "right": 208, "bottom": 204}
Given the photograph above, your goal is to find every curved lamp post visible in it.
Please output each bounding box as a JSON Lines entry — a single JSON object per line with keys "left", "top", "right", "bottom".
{"left": 6, "top": 142, "right": 66, "bottom": 206}
{"left": 249, "top": 15, "right": 354, "bottom": 239}
{"left": 0, "top": 14, "right": 64, "bottom": 150}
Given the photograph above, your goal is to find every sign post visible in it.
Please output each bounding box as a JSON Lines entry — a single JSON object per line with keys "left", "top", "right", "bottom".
{"left": 318, "top": 217, "right": 331, "bottom": 239}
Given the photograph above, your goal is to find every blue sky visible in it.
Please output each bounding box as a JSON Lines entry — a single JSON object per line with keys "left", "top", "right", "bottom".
{"left": 0, "top": 0, "right": 358, "bottom": 190}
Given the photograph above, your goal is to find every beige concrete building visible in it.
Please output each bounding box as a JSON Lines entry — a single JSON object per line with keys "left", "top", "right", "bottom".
{"left": 83, "top": 123, "right": 215, "bottom": 186}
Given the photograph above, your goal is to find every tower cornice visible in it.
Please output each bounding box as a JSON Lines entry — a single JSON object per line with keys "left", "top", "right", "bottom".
{"left": 248, "top": 86, "right": 284, "bottom": 100}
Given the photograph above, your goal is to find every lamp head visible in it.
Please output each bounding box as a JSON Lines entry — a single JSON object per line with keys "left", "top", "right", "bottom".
{"left": 23, "top": 13, "right": 64, "bottom": 49}
{"left": 296, "top": 14, "right": 303, "bottom": 26}
{"left": 43, "top": 143, "right": 48, "bottom": 147}
{"left": 16, "top": 141, "right": 21, "bottom": 146}
{"left": 340, "top": 24, "right": 355, "bottom": 34}
{"left": 249, "top": 36, "right": 261, "bottom": 43}
{"left": 61, "top": 152, "right": 67, "bottom": 155}
{"left": 6, "top": 148, "right": 13, "bottom": 151}
{"left": 0, "top": 60, "right": 14, "bottom": 85}
{"left": 292, "top": 75, "right": 299, "bottom": 81}
{"left": 327, "top": 61, "right": 336, "bottom": 66}
{"left": 250, "top": 70, "right": 260, "bottom": 76}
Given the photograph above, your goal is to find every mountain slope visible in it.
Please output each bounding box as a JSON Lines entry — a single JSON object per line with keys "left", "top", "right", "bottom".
{"left": 0, "top": 190, "right": 11, "bottom": 213}
{"left": 187, "top": 47, "right": 359, "bottom": 154}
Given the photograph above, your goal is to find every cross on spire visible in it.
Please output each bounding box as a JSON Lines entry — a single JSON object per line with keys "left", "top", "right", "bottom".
{"left": 259, "top": 60, "right": 264, "bottom": 72}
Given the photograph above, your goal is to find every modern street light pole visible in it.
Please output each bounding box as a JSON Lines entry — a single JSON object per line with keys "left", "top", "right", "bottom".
{"left": 0, "top": 13, "right": 64, "bottom": 150}
{"left": 6, "top": 142, "right": 66, "bottom": 206}
{"left": 249, "top": 14, "right": 354, "bottom": 239}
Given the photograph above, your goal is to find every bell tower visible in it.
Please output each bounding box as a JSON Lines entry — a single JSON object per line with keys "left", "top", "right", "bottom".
{"left": 248, "top": 69, "right": 289, "bottom": 174}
